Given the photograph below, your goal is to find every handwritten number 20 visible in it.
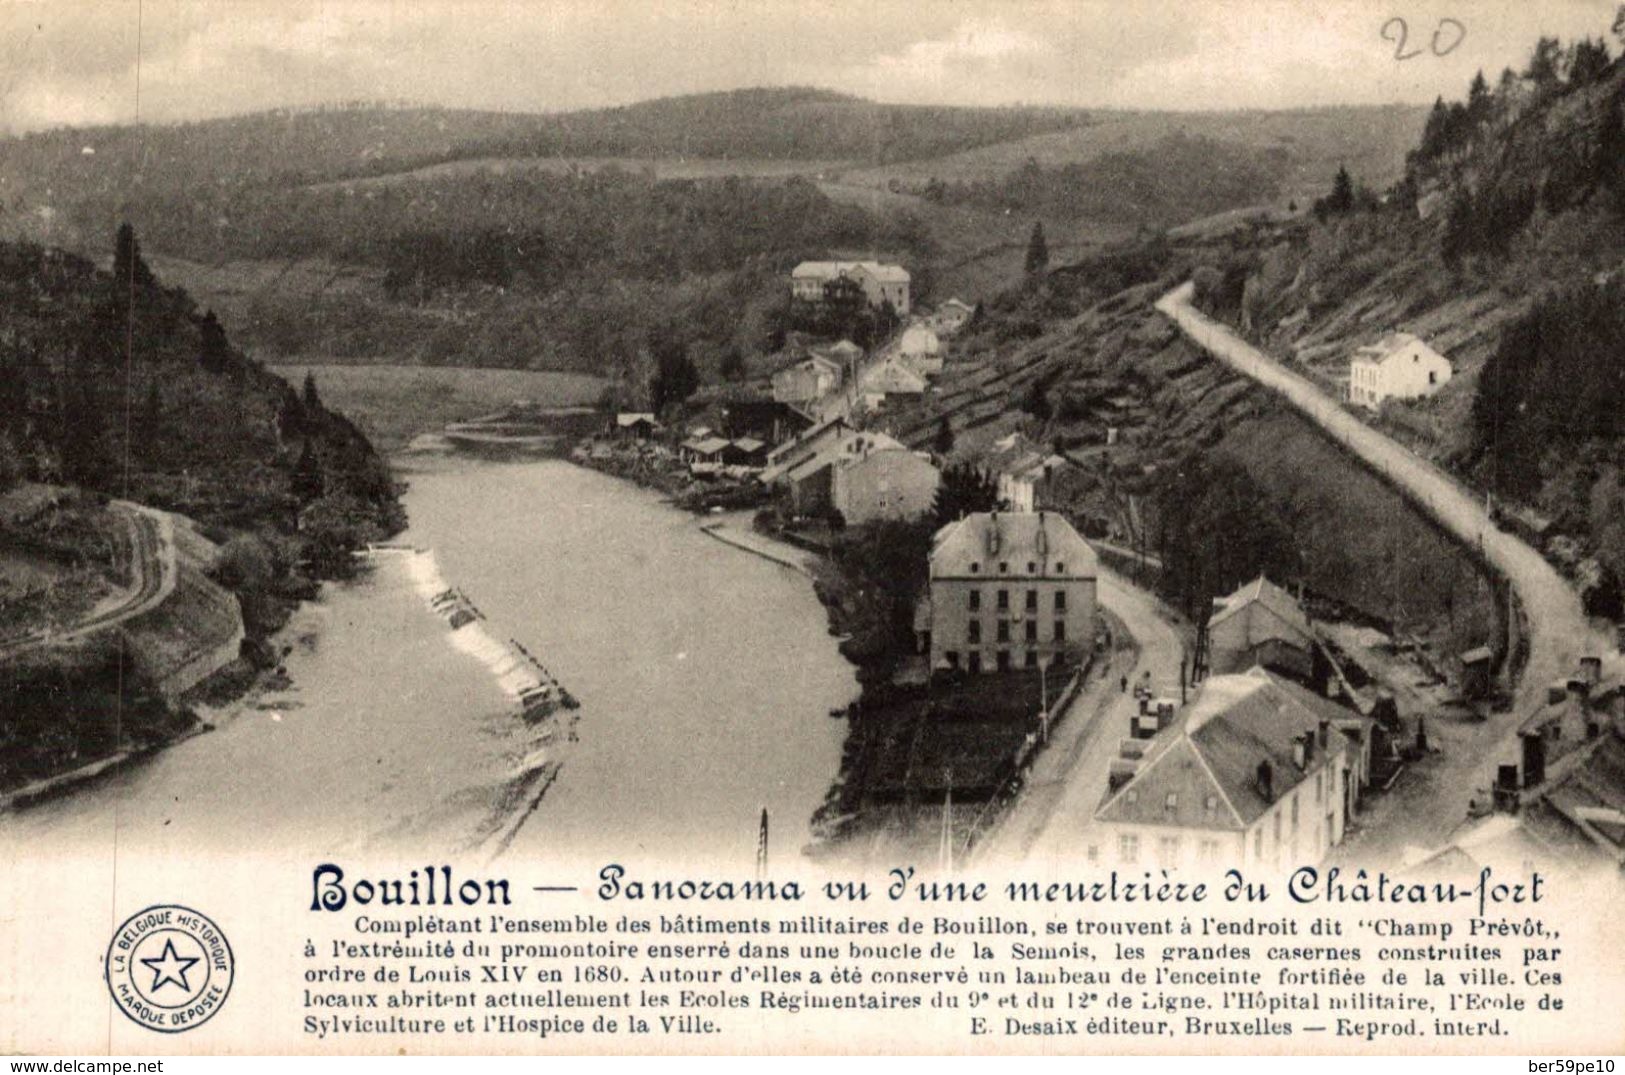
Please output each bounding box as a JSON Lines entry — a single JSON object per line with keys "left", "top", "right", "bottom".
{"left": 1382, "top": 16, "right": 1465, "bottom": 60}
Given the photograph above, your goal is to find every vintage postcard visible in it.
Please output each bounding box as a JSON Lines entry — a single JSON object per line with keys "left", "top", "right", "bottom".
{"left": 2, "top": 0, "right": 1624, "bottom": 1059}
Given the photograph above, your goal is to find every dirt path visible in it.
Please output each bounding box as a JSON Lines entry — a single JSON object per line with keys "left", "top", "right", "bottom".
{"left": 0, "top": 502, "right": 175, "bottom": 660}
{"left": 1156, "top": 282, "right": 1613, "bottom": 843}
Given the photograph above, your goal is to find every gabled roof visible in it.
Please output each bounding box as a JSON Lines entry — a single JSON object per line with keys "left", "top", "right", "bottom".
{"left": 779, "top": 430, "right": 907, "bottom": 484}
{"left": 1095, "top": 668, "right": 1359, "bottom": 831}
{"left": 688, "top": 436, "right": 731, "bottom": 456}
{"left": 854, "top": 262, "right": 910, "bottom": 283}
{"left": 939, "top": 298, "right": 974, "bottom": 314}
{"left": 616, "top": 412, "right": 657, "bottom": 426}
{"left": 792, "top": 260, "right": 909, "bottom": 283}
{"left": 1209, "top": 575, "right": 1313, "bottom": 642}
{"left": 730, "top": 437, "right": 766, "bottom": 453}
{"left": 1352, "top": 332, "right": 1449, "bottom": 368}
{"left": 861, "top": 358, "right": 928, "bottom": 392}
{"left": 836, "top": 445, "right": 937, "bottom": 478}
{"left": 775, "top": 354, "right": 842, "bottom": 379}
{"left": 930, "top": 512, "right": 1097, "bottom": 579}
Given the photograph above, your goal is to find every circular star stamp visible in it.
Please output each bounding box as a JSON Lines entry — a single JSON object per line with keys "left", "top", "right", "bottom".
{"left": 105, "top": 905, "right": 234, "bottom": 1033}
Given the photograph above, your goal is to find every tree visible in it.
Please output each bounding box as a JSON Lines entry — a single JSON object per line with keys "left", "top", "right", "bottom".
{"left": 112, "top": 222, "right": 155, "bottom": 296}
{"left": 0, "top": 431, "right": 25, "bottom": 491}
{"left": 1022, "top": 379, "right": 1053, "bottom": 422}
{"left": 1466, "top": 70, "right": 1493, "bottom": 124}
{"left": 649, "top": 335, "right": 700, "bottom": 413}
{"left": 1326, "top": 165, "right": 1355, "bottom": 214}
{"left": 1615, "top": 4, "right": 1625, "bottom": 49}
{"left": 302, "top": 371, "right": 323, "bottom": 414}
{"left": 198, "top": 310, "right": 230, "bottom": 374}
{"left": 1525, "top": 35, "right": 1564, "bottom": 92}
{"left": 1568, "top": 37, "right": 1612, "bottom": 85}
{"left": 719, "top": 346, "right": 746, "bottom": 382}
{"left": 292, "top": 439, "right": 325, "bottom": 502}
{"left": 1024, "top": 221, "right": 1049, "bottom": 275}
{"left": 932, "top": 462, "right": 999, "bottom": 526}
{"left": 933, "top": 416, "right": 955, "bottom": 457}
{"left": 140, "top": 380, "right": 162, "bottom": 441}
{"left": 0, "top": 353, "right": 29, "bottom": 433}
{"left": 59, "top": 372, "right": 109, "bottom": 485}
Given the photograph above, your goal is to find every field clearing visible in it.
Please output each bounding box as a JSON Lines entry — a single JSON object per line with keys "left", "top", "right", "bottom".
{"left": 838, "top": 105, "right": 1428, "bottom": 200}
{"left": 269, "top": 364, "right": 607, "bottom": 453}
{"left": 305, "top": 155, "right": 855, "bottom": 192}
{"left": 149, "top": 255, "right": 384, "bottom": 300}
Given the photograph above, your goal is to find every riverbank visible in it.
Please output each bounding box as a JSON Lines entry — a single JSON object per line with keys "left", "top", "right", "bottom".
{"left": 572, "top": 436, "right": 771, "bottom": 514}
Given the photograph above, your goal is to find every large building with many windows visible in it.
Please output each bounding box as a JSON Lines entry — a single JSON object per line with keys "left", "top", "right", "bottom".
{"left": 1090, "top": 668, "right": 1365, "bottom": 871}
{"left": 922, "top": 511, "right": 1097, "bottom": 674}
{"left": 790, "top": 261, "right": 911, "bottom": 314}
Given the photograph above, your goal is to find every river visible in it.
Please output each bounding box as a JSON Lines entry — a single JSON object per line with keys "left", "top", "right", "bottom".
{"left": 0, "top": 455, "right": 854, "bottom": 869}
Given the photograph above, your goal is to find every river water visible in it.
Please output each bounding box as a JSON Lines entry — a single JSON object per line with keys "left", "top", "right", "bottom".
{"left": 0, "top": 455, "right": 854, "bottom": 869}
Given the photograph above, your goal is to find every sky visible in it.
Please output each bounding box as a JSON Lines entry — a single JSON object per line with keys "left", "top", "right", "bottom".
{"left": 0, "top": 0, "right": 1617, "bottom": 133}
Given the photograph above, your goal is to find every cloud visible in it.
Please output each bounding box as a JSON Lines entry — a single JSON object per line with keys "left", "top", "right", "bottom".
{"left": 0, "top": 0, "right": 1619, "bottom": 132}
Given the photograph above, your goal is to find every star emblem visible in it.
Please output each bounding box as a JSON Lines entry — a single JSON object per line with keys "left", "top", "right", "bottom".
{"left": 139, "top": 939, "right": 200, "bottom": 993}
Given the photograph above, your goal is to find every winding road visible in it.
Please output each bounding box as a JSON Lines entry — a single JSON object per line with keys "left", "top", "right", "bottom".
{"left": 1155, "top": 282, "right": 1612, "bottom": 813}
{"left": 0, "top": 502, "right": 175, "bottom": 660}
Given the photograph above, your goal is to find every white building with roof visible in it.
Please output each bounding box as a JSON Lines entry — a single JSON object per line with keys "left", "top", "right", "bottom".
{"left": 771, "top": 354, "right": 843, "bottom": 408}
{"left": 923, "top": 511, "right": 1097, "bottom": 675}
{"left": 1207, "top": 575, "right": 1317, "bottom": 681}
{"left": 1348, "top": 332, "right": 1452, "bottom": 409}
{"left": 1092, "top": 668, "right": 1366, "bottom": 871}
{"left": 898, "top": 324, "right": 943, "bottom": 375}
{"left": 981, "top": 432, "right": 1067, "bottom": 513}
{"left": 931, "top": 298, "right": 975, "bottom": 336}
{"left": 791, "top": 260, "right": 910, "bottom": 314}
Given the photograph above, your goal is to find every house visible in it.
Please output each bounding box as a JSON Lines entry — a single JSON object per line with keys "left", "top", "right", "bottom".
{"left": 1091, "top": 668, "right": 1364, "bottom": 871}
{"left": 680, "top": 435, "right": 731, "bottom": 468}
{"left": 813, "top": 338, "right": 865, "bottom": 372}
{"left": 1206, "top": 575, "right": 1317, "bottom": 683}
{"left": 762, "top": 415, "right": 850, "bottom": 479}
{"left": 613, "top": 412, "right": 659, "bottom": 440}
{"left": 858, "top": 356, "right": 928, "bottom": 405}
{"left": 771, "top": 355, "right": 843, "bottom": 407}
{"left": 721, "top": 437, "right": 769, "bottom": 468}
{"left": 831, "top": 443, "right": 940, "bottom": 526}
{"left": 981, "top": 432, "right": 1067, "bottom": 513}
{"left": 777, "top": 429, "right": 909, "bottom": 515}
{"left": 712, "top": 399, "right": 810, "bottom": 448}
{"left": 1512, "top": 654, "right": 1624, "bottom": 790}
{"left": 1348, "top": 332, "right": 1453, "bottom": 409}
{"left": 790, "top": 261, "right": 910, "bottom": 314}
{"left": 931, "top": 298, "right": 975, "bottom": 336}
{"left": 898, "top": 324, "right": 943, "bottom": 375}
{"left": 924, "top": 511, "right": 1097, "bottom": 675}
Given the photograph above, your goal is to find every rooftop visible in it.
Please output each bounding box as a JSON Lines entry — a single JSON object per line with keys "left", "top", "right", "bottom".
{"left": 1095, "top": 668, "right": 1364, "bottom": 831}
{"left": 792, "top": 260, "right": 910, "bottom": 284}
{"left": 930, "top": 511, "right": 1096, "bottom": 579}
{"left": 1210, "top": 575, "right": 1313, "bottom": 642}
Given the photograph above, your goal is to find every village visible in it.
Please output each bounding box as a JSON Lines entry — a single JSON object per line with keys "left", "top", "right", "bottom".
{"left": 563, "top": 256, "right": 1625, "bottom": 875}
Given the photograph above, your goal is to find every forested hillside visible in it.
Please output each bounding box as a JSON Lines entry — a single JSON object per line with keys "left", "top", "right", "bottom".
{"left": 0, "top": 228, "right": 402, "bottom": 583}
{"left": 1184, "top": 35, "right": 1625, "bottom": 615}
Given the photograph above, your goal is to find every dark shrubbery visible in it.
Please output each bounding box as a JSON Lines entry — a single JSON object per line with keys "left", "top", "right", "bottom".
{"left": 1471, "top": 277, "right": 1625, "bottom": 496}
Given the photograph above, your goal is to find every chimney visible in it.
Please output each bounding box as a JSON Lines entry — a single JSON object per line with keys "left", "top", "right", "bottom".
{"left": 1580, "top": 656, "right": 1601, "bottom": 687}
{"left": 986, "top": 513, "right": 1001, "bottom": 555}
{"left": 1292, "top": 735, "right": 1308, "bottom": 770}
{"left": 1256, "top": 760, "right": 1274, "bottom": 802}
{"left": 1318, "top": 719, "right": 1330, "bottom": 751}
